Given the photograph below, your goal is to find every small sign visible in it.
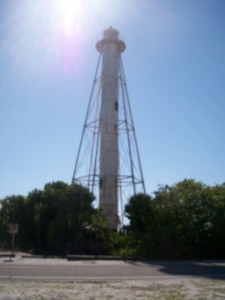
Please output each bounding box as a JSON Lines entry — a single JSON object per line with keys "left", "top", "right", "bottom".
{"left": 9, "top": 224, "right": 19, "bottom": 234}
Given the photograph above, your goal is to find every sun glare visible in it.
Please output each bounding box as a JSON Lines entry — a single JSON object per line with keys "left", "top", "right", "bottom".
{"left": 4, "top": 0, "right": 124, "bottom": 76}
{"left": 59, "top": 0, "right": 82, "bottom": 38}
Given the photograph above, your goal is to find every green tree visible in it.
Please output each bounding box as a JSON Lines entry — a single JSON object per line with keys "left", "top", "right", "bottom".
{"left": 0, "top": 182, "right": 98, "bottom": 255}
{"left": 35, "top": 181, "right": 96, "bottom": 254}
{"left": 125, "top": 180, "right": 225, "bottom": 259}
{"left": 0, "top": 195, "right": 26, "bottom": 250}
{"left": 125, "top": 193, "right": 154, "bottom": 256}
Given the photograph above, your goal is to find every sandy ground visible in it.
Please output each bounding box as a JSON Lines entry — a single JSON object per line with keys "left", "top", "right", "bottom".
{"left": 1, "top": 278, "right": 225, "bottom": 300}
{"left": 1, "top": 253, "right": 225, "bottom": 299}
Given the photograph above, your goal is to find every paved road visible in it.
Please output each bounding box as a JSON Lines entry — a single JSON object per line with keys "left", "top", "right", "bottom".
{"left": 1, "top": 260, "right": 225, "bottom": 281}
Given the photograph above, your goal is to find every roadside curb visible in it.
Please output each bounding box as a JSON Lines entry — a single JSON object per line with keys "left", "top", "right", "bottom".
{"left": 0, "top": 254, "right": 15, "bottom": 258}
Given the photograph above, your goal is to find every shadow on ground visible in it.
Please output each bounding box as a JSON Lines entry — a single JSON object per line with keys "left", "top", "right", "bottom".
{"left": 132, "top": 260, "right": 225, "bottom": 280}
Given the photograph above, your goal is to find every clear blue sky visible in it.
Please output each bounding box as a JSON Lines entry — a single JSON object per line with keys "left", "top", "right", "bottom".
{"left": 0, "top": 0, "right": 225, "bottom": 199}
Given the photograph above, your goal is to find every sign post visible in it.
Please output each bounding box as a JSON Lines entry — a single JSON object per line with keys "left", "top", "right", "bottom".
{"left": 8, "top": 224, "right": 19, "bottom": 256}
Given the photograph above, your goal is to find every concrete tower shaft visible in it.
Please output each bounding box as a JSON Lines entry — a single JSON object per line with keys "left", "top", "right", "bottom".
{"left": 96, "top": 28, "right": 125, "bottom": 229}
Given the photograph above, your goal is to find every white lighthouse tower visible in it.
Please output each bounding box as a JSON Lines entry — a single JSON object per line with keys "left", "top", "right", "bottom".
{"left": 96, "top": 28, "right": 125, "bottom": 228}
{"left": 72, "top": 28, "right": 145, "bottom": 229}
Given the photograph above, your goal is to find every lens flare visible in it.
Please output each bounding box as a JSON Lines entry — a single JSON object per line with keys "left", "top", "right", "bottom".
{"left": 59, "top": 0, "right": 81, "bottom": 38}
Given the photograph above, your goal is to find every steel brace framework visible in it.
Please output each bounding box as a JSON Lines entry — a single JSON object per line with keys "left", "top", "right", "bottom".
{"left": 72, "top": 54, "right": 146, "bottom": 225}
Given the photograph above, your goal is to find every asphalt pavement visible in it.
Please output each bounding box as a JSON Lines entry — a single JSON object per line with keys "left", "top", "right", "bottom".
{"left": 1, "top": 257, "right": 225, "bottom": 281}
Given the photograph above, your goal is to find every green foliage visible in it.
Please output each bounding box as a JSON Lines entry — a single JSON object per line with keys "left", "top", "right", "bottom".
{"left": 125, "top": 179, "right": 225, "bottom": 259}
{"left": 110, "top": 230, "right": 139, "bottom": 257}
{"left": 0, "top": 182, "right": 109, "bottom": 255}
{"left": 1, "top": 179, "right": 225, "bottom": 259}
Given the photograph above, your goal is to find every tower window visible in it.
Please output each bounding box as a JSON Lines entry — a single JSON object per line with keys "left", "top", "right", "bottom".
{"left": 100, "top": 178, "right": 103, "bottom": 188}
